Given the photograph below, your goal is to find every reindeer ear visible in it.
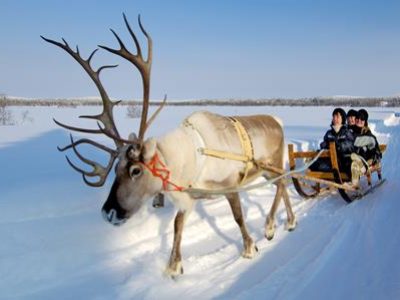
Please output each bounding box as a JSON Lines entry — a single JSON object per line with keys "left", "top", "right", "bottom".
{"left": 126, "top": 143, "right": 141, "bottom": 161}
{"left": 142, "top": 138, "right": 157, "bottom": 162}
{"left": 128, "top": 132, "right": 138, "bottom": 142}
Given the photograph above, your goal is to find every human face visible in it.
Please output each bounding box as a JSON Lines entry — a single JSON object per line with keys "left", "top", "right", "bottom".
{"left": 332, "top": 113, "right": 342, "bottom": 126}
{"left": 356, "top": 118, "right": 365, "bottom": 128}
{"left": 347, "top": 116, "right": 356, "bottom": 126}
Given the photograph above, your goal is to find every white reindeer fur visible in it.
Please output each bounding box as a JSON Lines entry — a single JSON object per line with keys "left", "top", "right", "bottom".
{"left": 146, "top": 111, "right": 285, "bottom": 211}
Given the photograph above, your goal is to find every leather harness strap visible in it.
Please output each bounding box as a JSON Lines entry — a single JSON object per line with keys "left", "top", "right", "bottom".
{"left": 200, "top": 117, "right": 255, "bottom": 184}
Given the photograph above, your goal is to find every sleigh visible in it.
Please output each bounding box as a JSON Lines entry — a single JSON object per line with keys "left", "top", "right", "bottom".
{"left": 287, "top": 142, "right": 387, "bottom": 202}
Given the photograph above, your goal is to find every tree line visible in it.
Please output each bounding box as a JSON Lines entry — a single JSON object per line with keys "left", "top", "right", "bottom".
{"left": 1, "top": 95, "right": 400, "bottom": 107}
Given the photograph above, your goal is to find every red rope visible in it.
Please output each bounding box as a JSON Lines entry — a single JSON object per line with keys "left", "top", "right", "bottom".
{"left": 140, "top": 153, "right": 184, "bottom": 192}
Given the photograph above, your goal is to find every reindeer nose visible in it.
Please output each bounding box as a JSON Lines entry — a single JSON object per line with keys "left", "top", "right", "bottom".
{"left": 102, "top": 208, "right": 126, "bottom": 226}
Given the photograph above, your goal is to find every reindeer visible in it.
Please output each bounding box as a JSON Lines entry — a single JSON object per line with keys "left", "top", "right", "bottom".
{"left": 42, "top": 14, "right": 296, "bottom": 277}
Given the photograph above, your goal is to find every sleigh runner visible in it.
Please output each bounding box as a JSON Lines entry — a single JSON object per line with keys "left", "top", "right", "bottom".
{"left": 288, "top": 142, "right": 387, "bottom": 202}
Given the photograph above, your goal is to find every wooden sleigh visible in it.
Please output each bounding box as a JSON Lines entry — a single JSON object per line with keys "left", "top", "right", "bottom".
{"left": 288, "top": 142, "right": 387, "bottom": 203}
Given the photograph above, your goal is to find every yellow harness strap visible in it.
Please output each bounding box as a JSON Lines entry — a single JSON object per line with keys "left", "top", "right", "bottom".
{"left": 200, "top": 117, "right": 254, "bottom": 184}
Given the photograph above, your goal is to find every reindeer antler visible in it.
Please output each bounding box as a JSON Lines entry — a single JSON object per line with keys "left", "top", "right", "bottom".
{"left": 99, "top": 13, "right": 153, "bottom": 141}
{"left": 42, "top": 14, "right": 165, "bottom": 187}
{"left": 40, "top": 36, "right": 123, "bottom": 148}
{"left": 60, "top": 135, "right": 119, "bottom": 187}
{"left": 41, "top": 33, "right": 125, "bottom": 187}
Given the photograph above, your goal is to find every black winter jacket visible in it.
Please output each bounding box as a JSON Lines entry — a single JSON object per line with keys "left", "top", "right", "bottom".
{"left": 310, "top": 125, "right": 354, "bottom": 174}
{"left": 320, "top": 125, "right": 355, "bottom": 155}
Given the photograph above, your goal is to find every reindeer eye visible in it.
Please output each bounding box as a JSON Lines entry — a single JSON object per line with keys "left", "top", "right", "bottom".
{"left": 129, "top": 165, "right": 142, "bottom": 178}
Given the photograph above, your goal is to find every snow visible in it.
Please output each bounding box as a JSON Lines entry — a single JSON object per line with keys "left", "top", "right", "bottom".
{"left": 1, "top": 105, "right": 399, "bottom": 299}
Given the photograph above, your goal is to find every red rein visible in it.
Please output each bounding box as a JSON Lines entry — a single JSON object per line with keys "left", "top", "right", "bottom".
{"left": 141, "top": 153, "right": 184, "bottom": 192}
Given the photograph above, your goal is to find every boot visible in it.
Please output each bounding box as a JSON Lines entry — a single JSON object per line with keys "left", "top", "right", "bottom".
{"left": 350, "top": 153, "right": 365, "bottom": 187}
{"left": 351, "top": 161, "right": 362, "bottom": 186}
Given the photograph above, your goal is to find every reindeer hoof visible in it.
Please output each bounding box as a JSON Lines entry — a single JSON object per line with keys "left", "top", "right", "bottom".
{"left": 265, "top": 227, "right": 275, "bottom": 240}
{"left": 164, "top": 262, "right": 184, "bottom": 279}
{"left": 242, "top": 243, "right": 258, "bottom": 259}
{"left": 265, "top": 233, "right": 274, "bottom": 241}
{"left": 286, "top": 217, "right": 297, "bottom": 232}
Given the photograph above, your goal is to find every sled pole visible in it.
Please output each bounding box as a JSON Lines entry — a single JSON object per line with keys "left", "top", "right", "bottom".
{"left": 185, "top": 149, "right": 356, "bottom": 195}
{"left": 258, "top": 163, "right": 356, "bottom": 191}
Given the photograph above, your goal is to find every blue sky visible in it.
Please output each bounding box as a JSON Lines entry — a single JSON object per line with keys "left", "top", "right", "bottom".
{"left": 1, "top": 0, "right": 400, "bottom": 100}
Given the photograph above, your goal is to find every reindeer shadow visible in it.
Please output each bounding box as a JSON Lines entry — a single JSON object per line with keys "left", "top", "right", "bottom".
{"left": 153, "top": 193, "right": 267, "bottom": 256}
{"left": 154, "top": 198, "right": 176, "bottom": 254}
{"left": 195, "top": 198, "right": 240, "bottom": 251}
{"left": 241, "top": 190, "right": 268, "bottom": 237}
{"left": 0, "top": 129, "right": 83, "bottom": 191}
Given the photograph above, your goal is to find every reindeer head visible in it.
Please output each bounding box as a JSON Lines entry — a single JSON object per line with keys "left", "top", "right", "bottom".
{"left": 102, "top": 138, "right": 164, "bottom": 225}
{"left": 42, "top": 14, "right": 166, "bottom": 226}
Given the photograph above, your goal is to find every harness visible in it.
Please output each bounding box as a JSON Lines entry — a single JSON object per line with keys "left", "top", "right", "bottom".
{"left": 142, "top": 146, "right": 326, "bottom": 195}
{"left": 199, "top": 117, "right": 255, "bottom": 185}
{"left": 141, "top": 153, "right": 184, "bottom": 192}
{"left": 142, "top": 117, "right": 257, "bottom": 192}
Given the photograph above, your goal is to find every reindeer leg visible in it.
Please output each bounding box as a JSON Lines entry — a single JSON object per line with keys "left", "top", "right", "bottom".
{"left": 165, "top": 209, "right": 190, "bottom": 278}
{"left": 226, "top": 193, "right": 258, "bottom": 258}
{"left": 281, "top": 184, "right": 296, "bottom": 231}
{"left": 265, "top": 181, "right": 284, "bottom": 240}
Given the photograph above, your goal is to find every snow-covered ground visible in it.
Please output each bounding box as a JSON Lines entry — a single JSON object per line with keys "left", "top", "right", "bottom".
{"left": 0, "top": 105, "right": 399, "bottom": 300}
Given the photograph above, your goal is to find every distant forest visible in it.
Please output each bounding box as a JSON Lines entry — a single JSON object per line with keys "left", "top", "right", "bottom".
{"left": 2, "top": 95, "right": 400, "bottom": 107}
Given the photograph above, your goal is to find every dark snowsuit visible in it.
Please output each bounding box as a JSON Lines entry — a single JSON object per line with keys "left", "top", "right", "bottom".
{"left": 310, "top": 125, "right": 355, "bottom": 174}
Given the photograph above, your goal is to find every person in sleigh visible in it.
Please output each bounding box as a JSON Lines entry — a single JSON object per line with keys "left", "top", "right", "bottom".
{"left": 310, "top": 108, "right": 354, "bottom": 175}
{"left": 350, "top": 109, "right": 382, "bottom": 186}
